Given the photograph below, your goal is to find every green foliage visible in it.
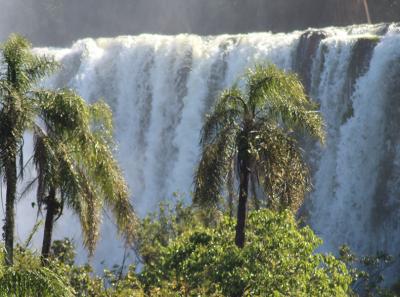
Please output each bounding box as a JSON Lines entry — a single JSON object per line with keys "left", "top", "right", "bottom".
{"left": 0, "top": 247, "right": 73, "bottom": 297}
{"left": 1, "top": 34, "right": 57, "bottom": 91}
{"left": 50, "top": 238, "right": 76, "bottom": 266}
{"left": 194, "top": 64, "right": 325, "bottom": 212}
{"left": 0, "top": 33, "right": 57, "bottom": 173}
{"left": 136, "top": 197, "right": 222, "bottom": 268}
{"left": 141, "top": 209, "right": 353, "bottom": 297}
{"left": 33, "top": 89, "right": 137, "bottom": 255}
{"left": 0, "top": 266, "right": 73, "bottom": 297}
{"left": 0, "top": 205, "right": 358, "bottom": 297}
{"left": 50, "top": 243, "right": 145, "bottom": 297}
{"left": 0, "top": 241, "right": 144, "bottom": 297}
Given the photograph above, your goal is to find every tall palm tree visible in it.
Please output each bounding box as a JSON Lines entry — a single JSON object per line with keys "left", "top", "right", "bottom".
{"left": 31, "top": 89, "right": 137, "bottom": 261}
{"left": 194, "top": 64, "right": 324, "bottom": 248}
{"left": 0, "top": 34, "right": 56, "bottom": 265}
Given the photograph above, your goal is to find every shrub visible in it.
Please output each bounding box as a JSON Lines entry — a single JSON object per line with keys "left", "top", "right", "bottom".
{"left": 141, "top": 209, "right": 353, "bottom": 296}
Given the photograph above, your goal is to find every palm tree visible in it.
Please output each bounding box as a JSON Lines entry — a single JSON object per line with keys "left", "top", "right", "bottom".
{"left": 0, "top": 34, "right": 56, "bottom": 265}
{"left": 31, "top": 89, "right": 137, "bottom": 261}
{"left": 194, "top": 64, "right": 324, "bottom": 248}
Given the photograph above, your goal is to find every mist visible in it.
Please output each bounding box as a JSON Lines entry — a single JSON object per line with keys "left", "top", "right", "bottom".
{"left": 1, "top": 0, "right": 399, "bottom": 46}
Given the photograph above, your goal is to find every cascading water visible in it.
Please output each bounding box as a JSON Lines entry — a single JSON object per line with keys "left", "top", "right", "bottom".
{"left": 39, "top": 32, "right": 298, "bottom": 217}
{"left": 11, "top": 23, "right": 400, "bottom": 274}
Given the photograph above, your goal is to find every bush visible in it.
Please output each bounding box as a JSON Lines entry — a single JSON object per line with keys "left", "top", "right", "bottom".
{"left": 0, "top": 246, "right": 74, "bottom": 297}
{"left": 141, "top": 209, "right": 353, "bottom": 296}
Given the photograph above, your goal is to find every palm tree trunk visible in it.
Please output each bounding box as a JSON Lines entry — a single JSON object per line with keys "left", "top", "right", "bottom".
{"left": 250, "top": 174, "right": 260, "bottom": 210}
{"left": 235, "top": 144, "right": 250, "bottom": 248}
{"left": 41, "top": 188, "right": 57, "bottom": 263}
{"left": 3, "top": 156, "right": 17, "bottom": 266}
{"left": 227, "top": 165, "right": 235, "bottom": 218}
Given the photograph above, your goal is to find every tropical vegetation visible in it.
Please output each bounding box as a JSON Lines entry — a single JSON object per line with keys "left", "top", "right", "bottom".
{"left": 140, "top": 208, "right": 352, "bottom": 297}
{"left": 194, "top": 64, "right": 324, "bottom": 248}
{"left": 0, "top": 34, "right": 137, "bottom": 267}
{"left": 0, "top": 205, "right": 355, "bottom": 297}
{"left": 0, "top": 34, "right": 398, "bottom": 296}
{"left": 2, "top": 200, "right": 398, "bottom": 296}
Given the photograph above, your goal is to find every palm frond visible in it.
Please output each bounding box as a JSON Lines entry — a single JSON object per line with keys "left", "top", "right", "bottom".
{"left": 36, "top": 89, "right": 90, "bottom": 139}
{"left": 19, "top": 177, "right": 38, "bottom": 202}
{"left": 194, "top": 126, "right": 237, "bottom": 207}
{"left": 25, "top": 55, "right": 58, "bottom": 84}
{"left": 0, "top": 266, "right": 74, "bottom": 297}
{"left": 1, "top": 34, "right": 52, "bottom": 93}
{"left": 251, "top": 124, "right": 310, "bottom": 212}
{"left": 33, "top": 126, "right": 51, "bottom": 210}
{"left": 75, "top": 169, "right": 102, "bottom": 256}
{"left": 90, "top": 100, "right": 113, "bottom": 137}
{"left": 23, "top": 220, "right": 43, "bottom": 249}
{"left": 46, "top": 140, "right": 101, "bottom": 256}
{"left": 247, "top": 64, "right": 325, "bottom": 142}
{"left": 0, "top": 80, "right": 12, "bottom": 99}
{"left": 201, "top": 87, "right": 242, "bottom": 147}
{"left": 195, "top": 64, "right": 324, "bottom": 214}
{"left": 82, "top": 133, "right": 137, "bottom": 246}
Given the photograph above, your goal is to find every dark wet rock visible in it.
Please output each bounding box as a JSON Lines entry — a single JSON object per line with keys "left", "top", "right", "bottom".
{"left": 294, "top": 30, "right": 328, "bottom": 92}
{"left": 342, "top": 36, "right": 380, "bottom": 122}
{"left": 203, "top": 38, "right": 236, "bottom": 114}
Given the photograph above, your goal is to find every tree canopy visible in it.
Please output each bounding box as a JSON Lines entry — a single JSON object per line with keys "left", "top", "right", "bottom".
{"left": 140, "top": 209, "right": 353, "bottom": 297}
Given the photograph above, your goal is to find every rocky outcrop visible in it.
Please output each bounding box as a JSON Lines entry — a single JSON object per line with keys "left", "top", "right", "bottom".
{"left": 294, "top": 30, "right": 328, "bottom": 93}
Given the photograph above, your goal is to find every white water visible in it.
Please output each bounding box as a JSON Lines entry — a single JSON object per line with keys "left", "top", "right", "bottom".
{"left": 8, "top": 24, "right": 400, "bottom": 273}
{"left": 39, "top": 32, "right": 299, "bottom": 217}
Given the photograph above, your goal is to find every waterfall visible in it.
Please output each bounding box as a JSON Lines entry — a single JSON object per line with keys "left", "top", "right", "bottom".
{"left": 15, "top": 23, "right": 400, "bottom": 272}
{"left": 39, "top": 32, "right": 299, "bottom": 217}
